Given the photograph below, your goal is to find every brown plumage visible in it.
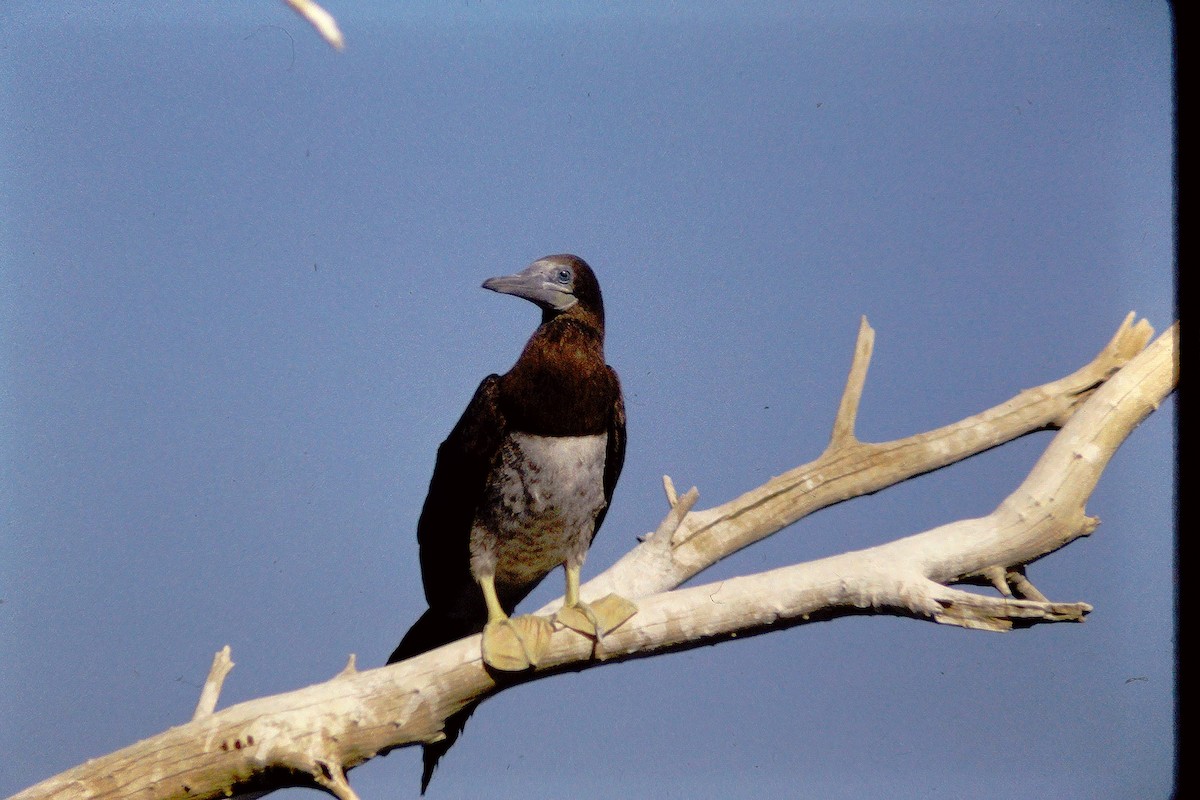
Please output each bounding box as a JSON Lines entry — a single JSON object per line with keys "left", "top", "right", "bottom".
{"left": 387, "top": 255, "right": 626, "bottom": 792}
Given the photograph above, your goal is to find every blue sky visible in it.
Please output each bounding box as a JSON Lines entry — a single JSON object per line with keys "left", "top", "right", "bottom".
{"left": 1, "top": 3, "right": 1175, "bottom": 799}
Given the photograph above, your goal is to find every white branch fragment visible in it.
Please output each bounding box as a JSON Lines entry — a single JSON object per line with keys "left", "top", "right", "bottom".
{"left": 827, "top": 315, "right": 874, "bottom": 449}
{"left": 335, "top": 654, "right": 357, "bottom": 678}
{"left": 193, "top": 646, "right": 235, "bottom": 720}
{"left": 283, "top": 0, "right": 345, "bottom": 50}
{"left": 561, "top": 485, "right": 698, "bottom": 608}
{"left": 662, "top": 474, "right": 678, "bottom": 507}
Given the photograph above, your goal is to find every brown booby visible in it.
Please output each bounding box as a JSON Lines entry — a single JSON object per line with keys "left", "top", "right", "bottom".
{"left": 387, "top": 254, "right": 635, "bottom": 791}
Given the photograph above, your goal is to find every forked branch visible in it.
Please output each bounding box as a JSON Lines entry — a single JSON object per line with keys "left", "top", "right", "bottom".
{"left": 7, "top": 316, "right": 1175, "bottom": 800}
{"left": 565, "top": 312, "right": 1154, "bottom": 605}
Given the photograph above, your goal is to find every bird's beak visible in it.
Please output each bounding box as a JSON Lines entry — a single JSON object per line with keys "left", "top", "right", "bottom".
{"left": 482, "top": 262, "right": 576, "bottom": 311}
{"left": 481, "top": 270, "right": 538, "bottom": 298}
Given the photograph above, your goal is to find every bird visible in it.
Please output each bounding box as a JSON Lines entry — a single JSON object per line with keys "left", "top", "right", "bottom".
{"left": 387, "top": 254, "right": 635, "bottom": 792}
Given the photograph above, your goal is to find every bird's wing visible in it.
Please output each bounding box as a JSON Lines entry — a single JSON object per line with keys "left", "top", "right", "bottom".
{"left": 593, "top": 366, "right": 626, "bottom": 540}
{"left": 415, "top": 374, "right": 507, "bottom": 614}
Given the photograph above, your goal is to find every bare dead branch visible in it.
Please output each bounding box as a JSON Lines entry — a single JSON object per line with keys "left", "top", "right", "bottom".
{"left": 576, "top": 312, "right": 1155, "bottom": 604}
{"left": 6, "top": 316, "right": 1174, "bottom": 800}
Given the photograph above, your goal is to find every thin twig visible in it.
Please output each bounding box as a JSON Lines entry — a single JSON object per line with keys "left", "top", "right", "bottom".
{"left": 192, "top": 646, "right": 234, "bottom": 720}
{"left": 828, "top": 316, "right": 874, "bottom": 449}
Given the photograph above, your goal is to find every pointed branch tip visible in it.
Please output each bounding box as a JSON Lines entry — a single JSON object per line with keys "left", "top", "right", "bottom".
{"left": 192, "top": 645, "right": 235, "bottom": 720}
{"left": 828, "top": 316, "right": 875, "bottom": 449}
{"left": 662, "top": 474, "right": 678, "bottom": 507}
{"left": 644, "top": 485, "right": 699, "bottom": 547}
{"left": 930, "top": 585, "right": 1090, "bottom": 631}
{"left": 336, "top": 654, "right": 358, "bottom": 678}
{"left": 981, "top": 566, "right": 1012, "bottom": 597}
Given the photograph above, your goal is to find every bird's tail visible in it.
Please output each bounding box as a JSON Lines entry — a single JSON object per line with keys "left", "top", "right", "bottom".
{"left": 387, "top": 608, "right": 486, "bottom": 793}
{"left": 387, "top": 607, "right": 482, "bottom": 665}
{"left": 416, "top": 704, "right": 477, "bottom": 794}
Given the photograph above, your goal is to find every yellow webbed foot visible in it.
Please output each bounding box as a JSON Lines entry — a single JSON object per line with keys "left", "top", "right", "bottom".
{"left": 481, "top": 615, "right": 553, "bottom": 671}
{"left": 554, "top": 594, "right": 638, "bottom": 639}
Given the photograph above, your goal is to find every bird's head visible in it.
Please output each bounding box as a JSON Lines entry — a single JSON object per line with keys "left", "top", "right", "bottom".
{"left": 482, "top": 254, "right": 604, "bottom": 325}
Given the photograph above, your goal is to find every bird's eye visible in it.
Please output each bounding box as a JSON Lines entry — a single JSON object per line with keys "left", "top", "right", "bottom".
{"left": 556, "top": 269, "right": 572, "bottom": 285}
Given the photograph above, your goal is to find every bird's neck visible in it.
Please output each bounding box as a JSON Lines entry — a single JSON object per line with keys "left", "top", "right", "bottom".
{"left": 499, "top": 317, "right": 613, "bottom": 436}
{"left": 542, "top": 301, "right": 604, "bottom": 333}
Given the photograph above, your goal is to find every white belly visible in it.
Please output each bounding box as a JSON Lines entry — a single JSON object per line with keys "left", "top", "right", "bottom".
{"left": 470, "top": 432, "right": 608, "bottom": 588}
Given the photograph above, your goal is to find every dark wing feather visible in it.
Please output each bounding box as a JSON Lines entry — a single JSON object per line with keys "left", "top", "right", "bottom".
{"left": 592, "top": 366, "right": 626, "bottom": 542}
{"left": 386, "top": 376, "right": 511, "bottom": 793}
{"left": 414, "top": 375, "right": 506, "bottom": 614}
{"left": 388, "top": 367, "right": 622, "bottom": 794}
{"left": 389, "top": 375, "right": 506, "bottom": 666}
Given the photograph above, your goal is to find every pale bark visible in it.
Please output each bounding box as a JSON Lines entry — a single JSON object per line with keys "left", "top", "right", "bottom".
{"left": 7, "top": 315, "right": 1176, "bottom": 800}
{"left": 282, "top": 0, "right": 344, "bottom": 50}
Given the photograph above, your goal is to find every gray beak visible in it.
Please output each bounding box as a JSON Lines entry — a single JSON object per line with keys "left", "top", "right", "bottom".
{"left": 482, "top": 262, "right": 577, "bottom": 311}
{"left": 481, "top": 272, "right": 539, "bottom": 297}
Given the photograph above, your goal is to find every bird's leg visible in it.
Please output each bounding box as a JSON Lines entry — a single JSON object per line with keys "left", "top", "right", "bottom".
{"left": 479, "top": 573, "right": 552, "bottom": 672}
{"left": 554, "top": 562, "right": 638, "bottom": 642}
{"left": 564, "top": 561, "right": 582, "bottom": 607}
{"left": 554, "top": 563, "right": 601, "bottom": 635}
{"left": 480, "top": 572, "right": 509, "bottom": 623}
